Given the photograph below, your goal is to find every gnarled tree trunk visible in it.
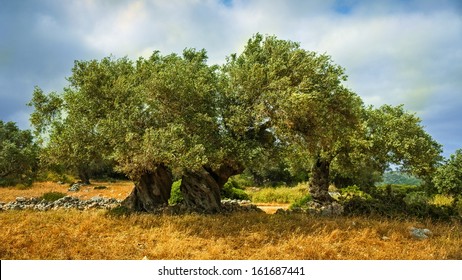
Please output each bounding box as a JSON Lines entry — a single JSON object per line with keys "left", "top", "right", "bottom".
{"left": 309, "top": 157, "right": 333, "bottom": 203}
{"left": 122, "top": 164, "right": 173, "bottom": 212}
{"left": 77, "top": 168, "right": 91, "bottom": 185}
{"left": 180, "top": 161, "right": 244, "bottom": 213}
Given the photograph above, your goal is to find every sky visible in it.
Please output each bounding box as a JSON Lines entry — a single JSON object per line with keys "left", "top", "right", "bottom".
{"left": 1, "top": 0, "right": 461, "bottom": 158}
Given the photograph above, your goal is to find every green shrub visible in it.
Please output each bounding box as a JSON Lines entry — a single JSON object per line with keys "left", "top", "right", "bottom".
{"left": 289, "top": 195, "right": 312, "bottom": 210}
{"left": 376, "top": 184, "right": 422, "bottom": 197}
{"left": 430, "top": 194, "right": 454, "bottom": 206}
{"left": 341, "top": 188, "right": 458, "bottom": 221}
{"left": 338, "top": 185, "right": 372, "bottom": 200}
{"left": 41, "top": 191, "right": 66, "bottom": 202}
{"left": 106, "top": 205, "right": 132, "bottom": 217}
{"left": 228, "top": 174, "right": 254, "bottom": 188}
{"left": 222, "top": 180, "right": 250, "bottom": 200}
{"left": 168, "top": 180, "right": 184, "bottom": 205}
{"left": 455, "top": 197, "right": 462, "bottom": 216}
{"left": 403, "top": 191, "right": 429, "bottom": 205}
{"left": 36, "top": 170, "right": 74, "bottom": 184}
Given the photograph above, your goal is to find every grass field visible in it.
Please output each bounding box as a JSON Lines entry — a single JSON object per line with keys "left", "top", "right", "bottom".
{"left": 1, "top": 181, "right": 461, "bottom": 260}
{"left": 0, "top": 180, "right": 133, "bottom": 202}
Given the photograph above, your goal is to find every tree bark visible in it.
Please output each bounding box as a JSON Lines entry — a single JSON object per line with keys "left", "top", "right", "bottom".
{"left": 180, "top": 162, "right": 244, "bottom": 213}
{"left": 309, "top": 157, "right": 333, "bottom": 203}
{"left": 122, "top": 164, "right": 173, "bottom": 212}
{"left": 77, "top": 168, "right": 91, "bottom": 185}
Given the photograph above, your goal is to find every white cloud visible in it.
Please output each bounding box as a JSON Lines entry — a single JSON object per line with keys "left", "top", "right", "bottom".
{"left": 1, "top": 0, "right": 461, "bottom": 156}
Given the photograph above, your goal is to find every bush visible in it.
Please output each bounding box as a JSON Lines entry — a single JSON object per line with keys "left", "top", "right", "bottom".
{"left": 168, "top": 180, "right": 184, "bottom": 205}
{"left": 338, "top": 185, "right": 372, "bottom": 201}
{"left": 221, "top": 180, "right": 250, "bottom": 200}
{"left": 430, "top": 194, "right": 454, "bottom": 206}
{"left": 41, "top": 191, "right": 66, "bottom": 202}
{"left": 0, "top": 121, "right": 39, "bottom": 186}
{"left": 289, "top": 195, "right": 312, "bottom": 210}
{"left": 403, "top": 191, "right": 429, "bottom": 205}
{"left": 341, "top": 187, "right": 459, "bottom": 221}
{"left": 106, "top": 205, "right": 132, "bottom": 217}
{"left": 36, "top": 170, "right": 74, "bottom": 184}
{"left": 375, "top": 184, "right": 422, "bottom": 197}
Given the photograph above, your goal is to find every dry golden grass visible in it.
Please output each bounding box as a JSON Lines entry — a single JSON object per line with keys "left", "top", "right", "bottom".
{"left": 0, "top": 210, "right": 461, "bottom": 260}
{"left": 1, "top": 181, "right": 461, "bottom": 260}
{"left": 0, "top": 180, "right": 133, "bottom": 202}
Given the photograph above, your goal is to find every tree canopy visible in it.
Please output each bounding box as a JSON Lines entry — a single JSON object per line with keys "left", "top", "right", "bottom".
{"left": 0, "top": 120, "right": 38, "bottom": 185}
{"left": 433, "top": 149, "right": 462, "bottom": 198}
{"left": 28, "top": 34, "right": 445, "bottom": 211}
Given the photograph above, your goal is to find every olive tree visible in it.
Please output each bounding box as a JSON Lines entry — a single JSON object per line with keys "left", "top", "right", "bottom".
{"left": 0, "top": 120, "right": 38, "bottom": 185}
{"left": 433, "top": 149, "right": 462, "bottom": 199}
{"left": 109, "top": 49, "right": 229, "bottom": 212}
{"left": 361, "top": 105, "right": 442, "bottom": 185}
{"left": 222, "top": 34, "right": 364, "bottom": 203}
{"left": 28, "top": 57, "right": 129, "bottom": 184}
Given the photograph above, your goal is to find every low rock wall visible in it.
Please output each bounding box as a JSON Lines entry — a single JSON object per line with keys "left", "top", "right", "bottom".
{"left": 0, "top": 196, "right": 121, "bottom": 211}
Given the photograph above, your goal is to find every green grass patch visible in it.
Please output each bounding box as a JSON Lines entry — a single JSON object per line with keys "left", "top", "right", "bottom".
{"left": 247, "top": 183, "right": 309, "bottom": 204}
{"left": 40, "top": 191, "right": 67, "bottom": 202}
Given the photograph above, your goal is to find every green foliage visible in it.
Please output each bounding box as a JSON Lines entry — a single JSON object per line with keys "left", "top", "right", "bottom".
{"left": 433, "top": 149, "right": 462, "bottom": 196}
{"left": 106, "top": 205, "right": 132, "bottom": 217}
{"left": 40, "top": 191, "right": 66, "bottom": 202}
{"left": 168, "top": 180, "right": 184, "bottom": 205}
{"left": 289, "top": 195, "right": 312, "bottom": 210}
{"left": 29, "top": 84, "right": 115, "bottom": 184}
{"left": 377, "top": 171, "right": 422, "bottom": 186}
{"left": 338, "top": 185, "right": 372, "bottom": 200}
{"left": 228, "top": 174, "right": 254, "bottom": 188}
{"left": 35, "top": 170, "right": 74, "bottom": 184}
{"left": 403, "top": 191, "right": 429, "bottom": 205}
{"left": 341, "top": 185, "right": 458, "bottom": 221}
{"left": 248, "top": 184, "right": 308, "bottom": 204}
{"left": 430, "top": 194, "right": 454, "bottom": 206}
{"left": 224, "top": 34, "right": 364, "bottom": 200}
{"left": 0, "top": 120, "right": 39, "bottom": 186}
{"left": 27, "top": 34, "right": 444, "bottom": 210}
{"left": 221, "top": 180, "right": 249, "bottom": 200}
{"left": 375, "top": 184, "right": 422, "bottom": 197}
{"left": 363, "top": 105, "right": 442, "bottom": 183}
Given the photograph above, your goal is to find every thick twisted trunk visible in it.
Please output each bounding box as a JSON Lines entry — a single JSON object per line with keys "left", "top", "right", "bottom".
{"left": 180, "top": 162, "right": 244, "bottom": 213}
{"left": 77, "top": 168, "right": 91, "bottom": 185}
{"left": 180, "top": 167, "right": 222, "bottom": 213}
{"left": 122, "top": 164, "right": 173, "bottom": 212}
{"left": 309, "top": 157, "right": 333, "bottom": 203}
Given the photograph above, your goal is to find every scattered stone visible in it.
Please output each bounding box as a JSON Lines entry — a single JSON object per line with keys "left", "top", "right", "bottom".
{"left": 57, "top": 181, "right": 65, "bottom": 185}
{"left": 275, "top": 201, "right": 344, "bottom": 216}
{"left": 68, "top": 183, "right": 81, "bottom": 192}
{"left": 410, "top": 227, "right": 433, "bottom": 240}
{"left": 382, "top": 236, "right": 390, "bottom": 241}
{"left": 1, "top": 195, "right": 122, "bottom": 211}
{"left": 16, "top": 197, "right": 26, "bottom": 202}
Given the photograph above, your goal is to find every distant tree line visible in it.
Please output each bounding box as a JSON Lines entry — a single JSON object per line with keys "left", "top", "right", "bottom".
{"left": 2, "top": 34, "right": 459, "bottom": 212}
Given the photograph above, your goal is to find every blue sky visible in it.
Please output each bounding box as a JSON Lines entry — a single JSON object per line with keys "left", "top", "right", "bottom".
{"left": 1, "top": 0, "right": 461, "bottom": 157}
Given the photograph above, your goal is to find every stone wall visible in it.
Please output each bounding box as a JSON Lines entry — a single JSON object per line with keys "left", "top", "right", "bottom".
{"left": 0, "top": 196, "right": 121, "bottom": 211}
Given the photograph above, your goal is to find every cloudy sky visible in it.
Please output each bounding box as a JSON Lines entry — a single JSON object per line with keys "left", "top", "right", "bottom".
{"left": 1, "top": 0, "right": 461, "bottom": 157}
